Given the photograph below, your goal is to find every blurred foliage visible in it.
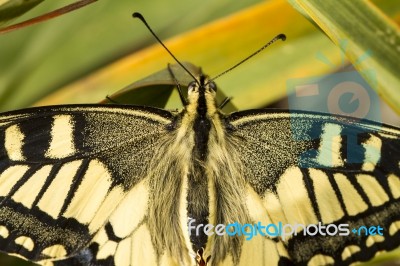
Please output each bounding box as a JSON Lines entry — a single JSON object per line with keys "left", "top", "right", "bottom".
{"left": 0, "top": 0, "right": 261, "bottom": 111}
{"left": 289, "top": 0, "right": 400, "bottom": 114}
{"left": 0, "top": 0, "right": 44, "bottom": 26}
{"left": 0, "top": 0, "right": 400, "bottom": 265}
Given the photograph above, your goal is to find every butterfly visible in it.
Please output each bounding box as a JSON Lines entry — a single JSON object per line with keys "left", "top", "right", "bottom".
{"left": 0, "top": 12, "right": 400, "bottom": 266}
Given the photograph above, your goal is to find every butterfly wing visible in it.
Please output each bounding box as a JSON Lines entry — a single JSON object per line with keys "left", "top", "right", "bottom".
{"left": 226, "top": 109, "right": 400, "bottom": 265}
{"left": 0, "top": 105, "right": 175, "bottom": 265}
{"left": 2, "top": 104, "right": 399, "bottom": 266}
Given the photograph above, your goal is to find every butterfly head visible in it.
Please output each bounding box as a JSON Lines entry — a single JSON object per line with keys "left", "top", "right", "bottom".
{"left": 187, "top": 75, "right": 217, "bottom": 100}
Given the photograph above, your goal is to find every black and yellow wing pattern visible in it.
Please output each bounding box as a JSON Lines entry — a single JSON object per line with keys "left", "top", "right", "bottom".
{"left": 0, "top": 105, "right": 175, "bottom": 265}
{"left": 0, "top": 83, "right": 399, "bottom": 265}
{"left": 228, "top": 110, "right": 400, "bottom": 265}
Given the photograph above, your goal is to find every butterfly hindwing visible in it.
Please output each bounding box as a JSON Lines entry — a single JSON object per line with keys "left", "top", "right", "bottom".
{"left": 227, "top": 109, "right": 400, "bottom": 265}
{"left": 0, "top": 105, "right": 174, "bottom": 265}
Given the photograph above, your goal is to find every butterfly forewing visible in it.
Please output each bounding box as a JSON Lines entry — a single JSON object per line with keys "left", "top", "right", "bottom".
{"left": 0, "top": 105, "right": 175, "bottom": 264}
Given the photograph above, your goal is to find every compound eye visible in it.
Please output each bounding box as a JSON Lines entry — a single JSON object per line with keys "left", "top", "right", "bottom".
{"left": 188, "top": 81, "right": 197, "bottom": 93}
{"left": 208, "top": 81, "right": 217, "bottom": 92}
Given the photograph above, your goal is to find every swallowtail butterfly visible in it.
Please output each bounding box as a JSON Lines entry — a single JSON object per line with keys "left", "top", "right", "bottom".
{"left": 0, "top": 12, "right": 399, "bottom": 266}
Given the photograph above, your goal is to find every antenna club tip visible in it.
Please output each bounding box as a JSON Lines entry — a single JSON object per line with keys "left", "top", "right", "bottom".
{"left": 132, "top": 12, "right": 143, "bottom": 19}
{"left": 278, "top": 34, "right": 286, "bottom": 41}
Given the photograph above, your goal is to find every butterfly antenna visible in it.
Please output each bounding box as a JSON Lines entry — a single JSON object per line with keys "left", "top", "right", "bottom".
{"left": 210, "top": 34, "right": 286, "bottom": 81}
{"left": 133, "top": 12, "right": 199, "bottom": 84}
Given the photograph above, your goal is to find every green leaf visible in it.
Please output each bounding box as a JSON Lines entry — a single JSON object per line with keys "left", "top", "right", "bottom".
{"left": 0, "top": 0, "right": 261, "bottom": 112}
{"left": 31, "top": 0, "right": 336, "bottom": 112}
{"left": 100, "top": 62, "right": 237, "bottom": 113}
{"left": 0, "top": 0, "right": 44, "bottom": 26}
{"left": 287, "top": 0, "right": 400, "bottom": 114}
